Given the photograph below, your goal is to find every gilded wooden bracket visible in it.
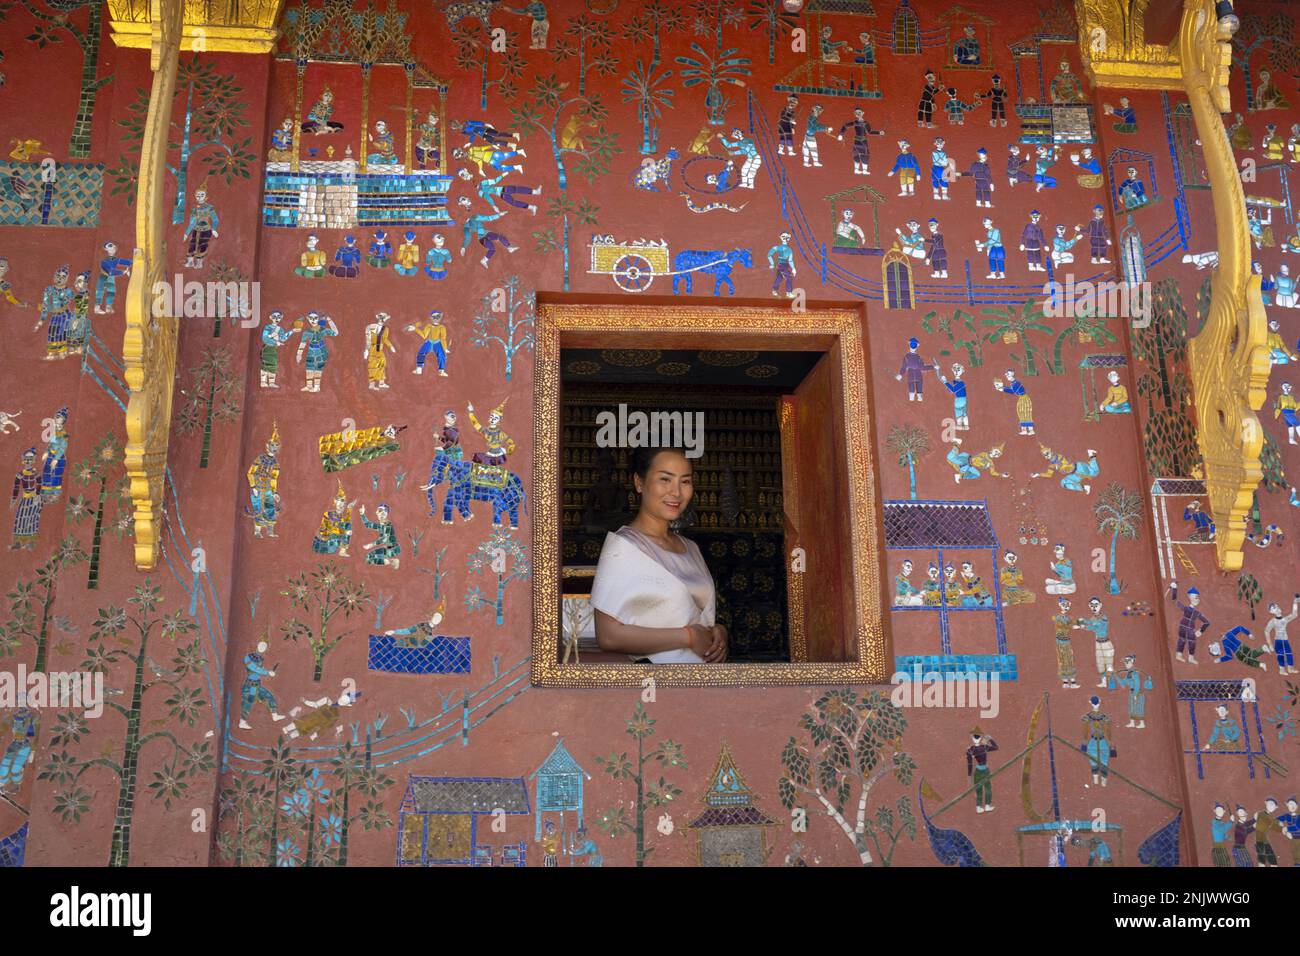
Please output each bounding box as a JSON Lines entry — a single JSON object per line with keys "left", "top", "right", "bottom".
{"left": 1179, "top": 1, "right": 1270, "bottom": 572}
{"left": 123, "top": 0, "right": 183, "bottom": 571}
{"left": 1077, "top": 0, "right": 1269, "bottom": 571}
{"left": 1075, "top": 0, "right": 1184, "bottom": 88}
{"left": 107, "top": 0, "right": 287, "bottom": 53}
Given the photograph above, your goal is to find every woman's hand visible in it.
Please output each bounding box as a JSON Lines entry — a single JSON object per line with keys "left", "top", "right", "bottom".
{"left": 705, "top": 625, "right": 728, "bottom": 663}
{"left": 685, "top": 625, "right": 714, "bottom": 659}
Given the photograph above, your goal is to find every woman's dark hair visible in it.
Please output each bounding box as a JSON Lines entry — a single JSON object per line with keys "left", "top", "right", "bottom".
{"left": 628, "top": 446, "right": 690, "bottom": 484}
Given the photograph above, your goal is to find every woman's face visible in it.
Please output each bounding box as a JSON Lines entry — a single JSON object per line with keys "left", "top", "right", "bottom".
{"left": 634, "top": 451, "right": 693, "bottom": 522}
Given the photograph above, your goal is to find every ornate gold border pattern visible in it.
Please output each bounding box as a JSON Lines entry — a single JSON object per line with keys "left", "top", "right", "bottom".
{"left": 532, "top": 301, "right": 886, "bottom": 688}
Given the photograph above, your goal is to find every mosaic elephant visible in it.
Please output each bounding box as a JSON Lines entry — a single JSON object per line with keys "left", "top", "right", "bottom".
{"left": 425, "top": 451, "right": 527, "bottom": 528}
{"left": 671, "top": 247, "right": 753, "bottom": 296}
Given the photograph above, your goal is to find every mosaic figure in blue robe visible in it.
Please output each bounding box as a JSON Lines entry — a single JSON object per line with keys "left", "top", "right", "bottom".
{"left": 1081, "top": 697, "right": 1114, "bottom": 783}
{"left": 40, "top": 406, "right": 69, "bottom": 501}
{"left": 1118, "top": 167, "right": 1149, "bottom": 209}
{"left": 952, "top": 26, "right": 981, "bottom": 65}
{"left": 35, "top": 265, "right": 74, "bottom": 360}
{"left": 0, "top": 707, "right": 37, "bottom": 792}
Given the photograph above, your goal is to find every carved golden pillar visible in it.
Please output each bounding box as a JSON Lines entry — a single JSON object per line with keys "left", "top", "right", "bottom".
{"left": 1077, "top": 0, "right": 1270, "bottom": 571}
{"left": 122, "top": 0, "right": 184, "bottom": 570}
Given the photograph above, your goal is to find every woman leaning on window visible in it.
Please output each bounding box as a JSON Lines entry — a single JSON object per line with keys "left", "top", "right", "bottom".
{"left": 589, "top": 447, "right": 728, "bottom": 664}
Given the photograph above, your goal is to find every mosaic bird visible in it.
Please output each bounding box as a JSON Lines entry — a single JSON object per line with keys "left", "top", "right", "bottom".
{"left": 8, "top": 138, "right": 48, "bottom": 162}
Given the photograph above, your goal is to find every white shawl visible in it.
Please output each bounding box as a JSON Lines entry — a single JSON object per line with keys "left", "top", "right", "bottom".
{"left": 589, "top": 531, "right": 714, "bottom": 664}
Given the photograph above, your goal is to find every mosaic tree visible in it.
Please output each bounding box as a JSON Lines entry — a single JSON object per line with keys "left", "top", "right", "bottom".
{"left": 624, "top": 0, "right": 689, "bottom": 72}
{"left": 1230, "top": 11, "right": 1300, "bottom": 108}
{"left": 470, "top": 274, "right": 536, "bottom": 381}
{"left": 216, "top": 767, "right": 274, "bottom": 867}
{"left": 778, "top": 688, "right": 917, "bottom": 866}
{"left": 1134, "top": 278, "right": 1199, "bottom": 478}
{"left": 208, "top": 260, "right": 250, "bottom": 337}
{"left": 176, "top": 345, "right": 242, "bottom": 469}
{"left": 551, "top": 11, "right": 619, "bottom": 97}
{"left": 885, "top": 423, "right": 930, "bottom": 501}
{"left": 509, "top": 75, "right": 621, "bottom": 191}
{"left": 594, "top": 700, "right": 687, "bottom": 866}
{"left": 0, "top": 536, "right": 86, "bottom": 673}
{"left": 13, "top": 0, "right": 110, "bottom": 156}
{"left": 418, "top": 546, "right": 451, "bottom": 601}
{"left": 327, "top": 737, "right": 395, "bottom": 866}
{"left": 67, "top": 431, "right": 126, "bottom": 590}
{"left": 109, "top": 57, "right": 255, "bottom": 225}
{"left": 921, "top": 308, "right": 985, "bottom": 368}
{"left": 465, "top": 528, "right": 532, "bottom": 626}
{"left": 279, "top": 562, "right": 370, "bottom": 683}
{"left": 1093, "top": 482, "right": 1143, "bottom": 595}
{"left": 1242, "top": 434, "right": 1288, "bottom": 542}
{"left": 1049, "top": 312, "right": 1117, "bottom": 375}
{"left": 453, "top": 23, "right": 524, "bottom": 110}
{"left": 534, "top": 192, "right": 598, "bottom": 291}
{"left": 39, "top": 581, "right": 211, "bottom": 867}
{"left": 621, "top": 58, "right": 675, "bottom": 155}
{"left": 980, "top": 300, "right": 1054, "bottom": 377}
{"left": 746, "top": 0, "right": 799, "bottom": 65}
{"left": 677, "top": 0, "right": 751, "bottom": 125}
{"left": 1238, "top": 572, "right": 1263, "bottom": 621}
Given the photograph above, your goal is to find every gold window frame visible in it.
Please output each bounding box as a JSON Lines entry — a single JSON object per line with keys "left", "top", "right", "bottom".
{"left": 532, "top": 298, "right": 888, "bottom": 687}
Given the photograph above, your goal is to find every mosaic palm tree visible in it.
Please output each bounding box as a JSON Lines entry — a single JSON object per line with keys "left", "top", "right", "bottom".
{"left": 1093, "top": 482, "right": 1143, "bottom": 595}
{"left": 886, "top": 423, "right": 930, "bottom": 500}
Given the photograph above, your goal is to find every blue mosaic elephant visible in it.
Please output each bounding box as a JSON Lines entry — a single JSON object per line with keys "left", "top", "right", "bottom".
{"left": 425, "top": 451, "right": 527, "bottom": 528}
{"left": 671, "top": 248, "right": 753, "bottom": 296}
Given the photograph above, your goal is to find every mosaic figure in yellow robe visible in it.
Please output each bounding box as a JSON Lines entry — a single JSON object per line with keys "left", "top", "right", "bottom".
{"left": 999, "top": 550, "right": 1035, "bottom": 605}
{"left": 1099, "top": 370, "right": 1132, "bottom": 414}
{"left": 364, "top": 312, "right": 397, "bottom": 390}
{"left": 1033, "top": 444, "right": 1100, "bottom": 494}
{"left": 407, "top": 310, "right": 451, "bottom": 376}
{"left": 467, "top": 399, "right": 516, "bottom": 466}
{"left": 294, "top": 234, "right": 327, "bottom": 278}
{"left": 246, "top": 422, "right": 281, "bottom": 538}
{"left": 1253, "top": 70, "right": 1290, "bottom": 112}
{"left": 1269, "top": 320, "right": 1298, "bottom": 365}
{"left": 312, "top": 480, "right": 357, "bottom": 556}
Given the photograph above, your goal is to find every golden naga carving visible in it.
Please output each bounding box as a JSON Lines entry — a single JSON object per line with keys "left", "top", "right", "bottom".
{"left": 123, "top": 0, "right": 184, "bottom": 571}
{"left": 1077, "top": 0, "right": 1269, "bottom": 571}
{"left": 1179, "top": 1, "right": 1270, "bottom": 572}
{"left": 107, "top": 0, "right": 287, "bottom": 53}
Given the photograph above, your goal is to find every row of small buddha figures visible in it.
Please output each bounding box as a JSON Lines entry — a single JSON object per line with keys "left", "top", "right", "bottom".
{"left": 893, "top": 552, "right": 1040, "bottom": 609}
{"left": 560, "top": 461, "right": 782, "bottom": 485}
{"left": 560, "top": 486, "right": 783, "bottom": 510}
{"left": 562, "top": 508, "right": 780, "bottom": 530}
